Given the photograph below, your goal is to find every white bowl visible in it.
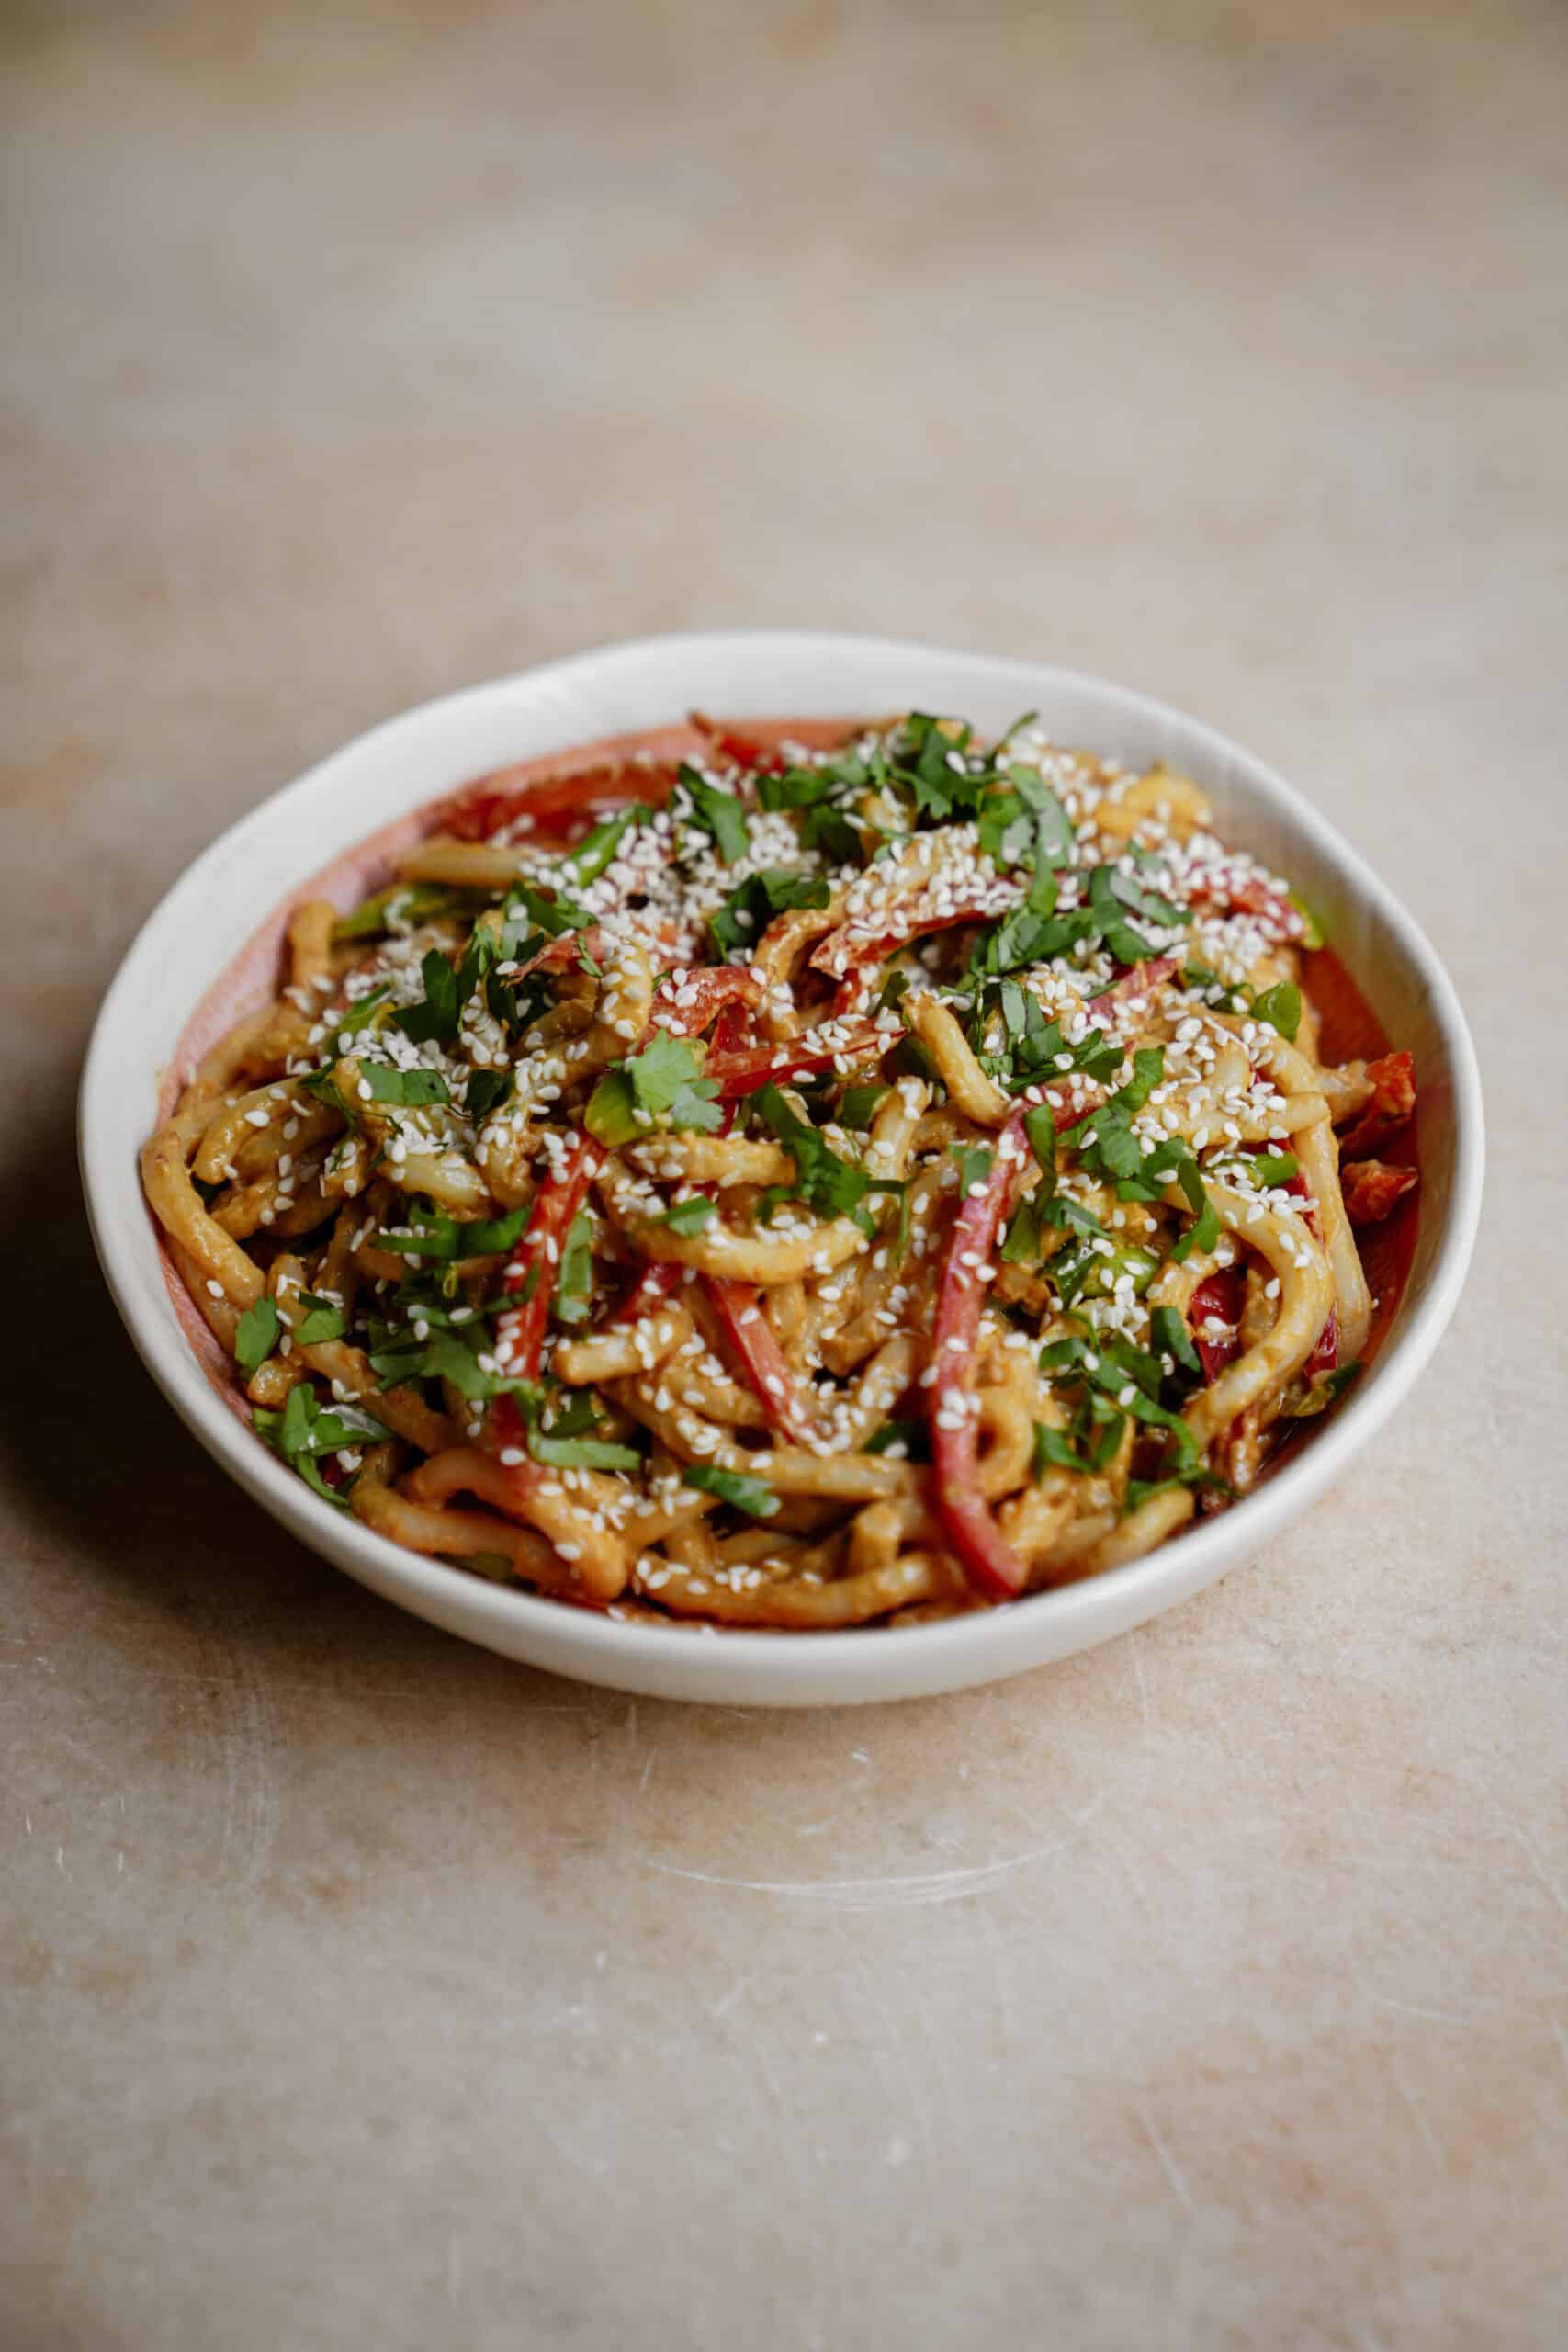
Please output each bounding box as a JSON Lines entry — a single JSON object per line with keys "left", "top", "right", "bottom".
{"left": 79, "top": 633, "right": 1484, "bottom": 1705}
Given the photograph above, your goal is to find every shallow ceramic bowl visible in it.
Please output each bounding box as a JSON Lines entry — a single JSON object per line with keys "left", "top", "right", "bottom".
{"left": 80, "top": 633, "right": 1484, "bottom": 1705}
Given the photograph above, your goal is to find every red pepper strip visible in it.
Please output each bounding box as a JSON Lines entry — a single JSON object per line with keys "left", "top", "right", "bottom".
{"left": 1337, "top": 1049, "right": 1416, "bottom": 1163}
{"left": 1187, "top": 872, "right": 1303, "bottom": 935}
{"left": 1305, "top": 1304, "right": 1338, "bottom": 1380}
{"left": 830, "top": 969, "right": 876, "bottom": 1019}
{"left": 705, "top": 1021, "right": 883, "bottom": 1098}
{"left": 511, "top": 925, "right": 604, "bottom": 984}
{"left": 439, "top": 760, "right": 681, "bottom": 843}
{"left": 709, "top": 996, "right": 752, "bottom": 1057}
{"left": 809, "top": 904, "right": 996, "bottom": 983}
{"left": 491, "top": 1133, "right": 604, "bottom": 1389}
{"left": 612, "top": 1259, "right": 685, "bottom": 1326}
{"left": 688, "top": 710, "right": 786, "bottom": 775}
{"left": 648, "top": 967, "right": 762, "bottom": 1039}
{"left": 704, "top": 1275, "right": 813, "bottom": 1445}
{"left": 1188, "top": 1268, "right": 1246, "bottom": 1384}
{"left": 928, "top": 1112, "right": 1032, "bottom": 1600}
{"left": 1084, "top": 956, "right": 1180, "bottom": 1022}
{"left": 1341, "top": 1159, "right": 1419, "bottom": 1228}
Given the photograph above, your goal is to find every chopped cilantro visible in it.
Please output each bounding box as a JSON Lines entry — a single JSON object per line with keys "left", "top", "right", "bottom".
{"left": 294, "top": 1292, "right": 346, "bottom": 1346}
{"left": 654, "top": 1195, "right": 716, "bottom": 1237}
{"left": 709, "top": 868, "right": 830, "bottom": 958}
{"left": 1149, "top": 1305, "right": 1201, "bottom": 1381}
{"left": 329, "top": 985, "right": 392, "bottom": 1044}
{"left": 558, "top": 804, "right": 651, "bottom": 888}
{"left": 378, "top": 1204, "right": 528, "bottom": 1261}
{"left": 682, "top": 1462, "right": 780, "bottom": 1518}
{"left": 394, "top": 948, "right": 464, "bottom": 1045}
{"left": 234, "top": 1296, "right": 281, "bottom": 1374}
{"left": 864, "top": 1418, "right": 925, "bottom": 1458}
{"left": 1251, "top": 981, "right": 1302, "bottom": 1042}
{"left": 585, "top": 1035, "right": 723, "bottom": 1146}
{"left": 464, "top": 1067, "right": 513, "bottom": 1122}
{"left": 752, "top": 1084, "right": 903, "bottom": 1225}
{"left": 1286, "top": 1360, "right": 1363, "bottom": 1419}
{"left": 254, "top": 1383, "right": 389, "bottom": 1510}
{"left": 836, "top": 1082, "right": 887, "bottom": 1131}
{"left": 554, "top": 1211, "right": 594, "bottom": 1325}
{"left": 677, "top": 763, "right": 750, "bottom": 864}
{"left": 359, "top": 1063, "right": 451, "bottom": 1108}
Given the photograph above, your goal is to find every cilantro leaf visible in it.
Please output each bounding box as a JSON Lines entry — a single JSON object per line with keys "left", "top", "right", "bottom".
{"left": 554, "top": 1211, "right": 594, "bottom": 1325}
{"left": 394, "top": 949, "right": 462, "bottom": 1045}
{"left": 359, "top": 1063, "right": 451, "bottom": 1108}
{"left": 558, "top": 804, "right": 651, "bottom": 888}
{"left": 328, "top": 985, "right": 392, "bottom": 1045}
{"left": 682, "top": 1462, "right": 780, "bottom": 1518}
{"left": 677, "top": 763, "right": 750, "bottom": 864}
{"left": 585, "top": 1035, "right": 723, "bottom": 1145}
{"left": 1150, "top": 1304, "right": 1202, "bottom": 1381}
{"left": 294, "top": 1292, "right": 347, "bottom": 1346}
{"left": 654, "top": 1195, "right": 716, "bottom": 1236}
{"left": 465, "top": 1067, "right": 513, "bottom": 1122}
{"left": 1252, "top": 981, "right": 1302, "bottom": 1042}
{"left": 378, "top": 1204, "right": 528, "bottom": 1260}
{"left": 234, "top": 1296, "right": 281, "bottom": 1375}
{"left": 751, "top": 1084, "right": 903, "bottom": 1224}
{"left": 709, "top": 868, "right": 830, "bottom": 958}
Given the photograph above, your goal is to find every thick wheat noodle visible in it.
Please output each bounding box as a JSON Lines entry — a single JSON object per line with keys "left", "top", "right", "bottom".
{"left": 632, "top": 1548, "right": 950, "bottom": 1628}
{"left": 142, "top": 1102, "right": 266, "bottom": 1309}
{"left": 905, "top": 994, "right": 1012, "bottom": 1126}
{"left": 750, "top": 896, "right": 845, "bottom": 1040}
{"left": 627, "top": 1135, "right": 793, "bottom": 1187}
{"left": 401, "top": 1444, "right": 630, "bottom": 1600}
{"left": 191, "top": 1081, "right": 335, "bottom": 1183}
{"left": 1255, "top": 1033, "right": 1372, "bottom": 1359}
{"left": 352, "top": 1468, "right": 579, "bottom": 1592}
{"left": 603, "top": 1177, "right": 868, "bottom": 1283}
{"left": 552, "top": 1304, "right": 694, "bottom": 1385}
{"left": 660, "top": 1337, "right": 769, "bottom": 1428}
{"left": 1173, "top": 1182, "right": 1335, "bottom": 1446}
{"left": 141, "top": 712, "right": 1415, "bottom": 1631}
{"left": 1081, "top": 1486, "right": 1197, "bottom": 1572}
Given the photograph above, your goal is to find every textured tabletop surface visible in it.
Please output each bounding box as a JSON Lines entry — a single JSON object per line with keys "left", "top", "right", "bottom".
{"left": 4, "top": 5, "right": 1565, "bottom": 2347}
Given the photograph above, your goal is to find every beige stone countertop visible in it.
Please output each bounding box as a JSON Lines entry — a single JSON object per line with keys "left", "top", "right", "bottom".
{"left": 4, "top": 5, "right": 1565, "bottom": 2346}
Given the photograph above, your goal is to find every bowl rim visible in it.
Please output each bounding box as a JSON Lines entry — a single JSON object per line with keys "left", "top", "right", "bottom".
{"left": 79, "top": 629, "right": 1486, "bottom": 1702}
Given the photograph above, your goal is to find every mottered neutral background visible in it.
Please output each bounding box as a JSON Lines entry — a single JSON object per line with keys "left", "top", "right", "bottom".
{"left": 3, "top": 4, "right": 1565, "bottom": 2347}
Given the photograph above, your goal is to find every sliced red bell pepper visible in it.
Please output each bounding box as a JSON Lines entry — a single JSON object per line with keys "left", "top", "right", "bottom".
{"left": 1305, "top": 1304, "right": 1338, "bottom": 1380}
{"left": 612, "top": 1259, "right": 686, "bottom": 1325}
{"left": 709, "top": 994, "right": 753, "bottom": 1057}
{"left": 648, "top": 967, "right": 762, "bottom": 1039}
{"left": 928, "top": 1112, "right": 1032, "bottom": 1600}
{"left": 705, "top": 1020, "right": 883, "bottom": 1097}
{"left": 1341, "top": 1159, "right": 1419, "bottom": 1228}
{"left": 688, "top": 711, "right": 786, "bottom": 775}
{"left": 1084, "top": 956, "right": 1179, "bottom": 1022}
{"left": 829, "top": 969, "right": 876, "bottom": 1019}
{"left": 1188, "top": 1268, "right": 1245, "bottom": 1384}
{"left": 704, "top": 1275, "right": 813, "bottom": 1445}
{"left": 809, "top": 904, "right": 997, "bottom": 983}
{"left": 440, "top": 760, "right": 680, "bottom": 844}
{"left": 1337, "top": 1049, "right": 1416, "bottom": 1163}
{"left": 491, "top": 1132, "right": 604, "bottom": 1389}
{"left": 511, "top": 925, "right": 604, "bottom": 983}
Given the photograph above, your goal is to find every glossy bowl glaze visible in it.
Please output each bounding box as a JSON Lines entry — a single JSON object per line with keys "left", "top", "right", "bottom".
{"left": 80, "top": 634, "right": 1484, "bottom": 1704}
